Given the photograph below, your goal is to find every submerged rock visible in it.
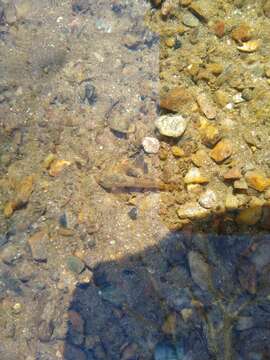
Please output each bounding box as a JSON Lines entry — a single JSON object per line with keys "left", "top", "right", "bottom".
{"left": 188, "top": 251, "right": 212, "bottom": 291}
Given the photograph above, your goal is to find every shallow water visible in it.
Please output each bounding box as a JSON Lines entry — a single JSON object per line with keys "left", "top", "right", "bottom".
{"left": 1, "top": 1, "right": 270, "bottom": 359}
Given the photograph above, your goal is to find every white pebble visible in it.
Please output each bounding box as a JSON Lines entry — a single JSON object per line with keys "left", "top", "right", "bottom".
{"left": 155, "top": 115, "right": 188, "bottom": 138}
{"left": 199, "top": 189, "right": 217, "bottom": 209}
{"left": 142, "top": 137, "right": 160, "bottom": 154}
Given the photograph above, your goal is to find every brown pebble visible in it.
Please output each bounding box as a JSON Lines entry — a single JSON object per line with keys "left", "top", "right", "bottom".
{"left": 28, "top": 230, "right": 49, "bottom": 262}
{"left": 223, "top": 167, "right": 241, "bottom": 180}
{"left": 231, "top": 24, "right": 252, "bottom": 43}
{"left": 210, "top": 139, "right": 232, "bottom": 163}
{"left": 160, "top": 87, "right": 193, "bottom": 112}
{"left": 49, "top": 160, "right": 71, "bottom": 177}
{"left": 245, "top": 171, "right": 270, "bottom": 192}
{"left": 58, "top": 228, "right": 75, "bottom": 237}
{"left": 213, "top": 20, "right": 225, "bottom": 38}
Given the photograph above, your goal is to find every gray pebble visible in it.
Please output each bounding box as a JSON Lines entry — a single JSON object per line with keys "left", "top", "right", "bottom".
{"left": 67, "top": 256, "right": 85, "bottom": 274}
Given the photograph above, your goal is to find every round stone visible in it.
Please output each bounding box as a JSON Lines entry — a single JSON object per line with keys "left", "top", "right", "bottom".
{"left": 142, "top": 137, "right": 160, "bottom": 154}
{"left": 155, "top": 115, "right": 188, "bottom": 138}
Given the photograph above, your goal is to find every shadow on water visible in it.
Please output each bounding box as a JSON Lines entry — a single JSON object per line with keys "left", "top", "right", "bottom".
{"left": 63, "top": 210, "right": 270, "bottom": 360}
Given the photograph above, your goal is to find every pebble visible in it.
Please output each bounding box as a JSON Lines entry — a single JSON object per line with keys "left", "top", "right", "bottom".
{"left": 200, "top": 123, "right": 221, "bottom": 147}
{"left": 171, "top": 146, "right": 185, "bottom": 157}
{"left": 108, "top": 116, "right": 131, "bottom": 134}
{"left": 182, "top": 13, "right": 199, "bottom": 27}
{"left": 181, "top": 308, "right": 193, "bottom": 322}
{"left": 4, "top": 175, "right": 34, "bottom": 218}
{"left": 206, "top": 63, "right": 224, "bottom": 76}
{"left": 233, "top": 179, "right": 248, "bottom": 190}
{"left": 237, "top": 39, "right": 261, "bottom": 53}
{"left": 67, "top": 255, "right": 85, "bottom": 274}
{"left": 231, "top": 24, "right": 252, "bottom": 43}
{"left": 199, "top": 189, "right": 217, "bottom": 209}
{"left": 191, "top": 149, "right": 209, "bottom": 167}
{"left": 48, "top": 159, "right": 71, "bottom": 177}
{"left": 197, "top": 93, "right": 217, "bottom": 119}
{"left": 184, "top": 167, "right": 209, "bottom": 184}
{"left": 213, "top": 20, "right": 225, "bottom": 38}
{"left": 210, "top": 139, "right": 232, "bottom": 163}
{"left": 223, "top": 167, "right": 241, "bottom": 180}
{"left": 245, "top": 171, "right": 270, "bottom": 192}
{"left": 28, "top": 230, "right": 48, "bottom": 262}
{"left": 232, "top": 93, "right": 245, "bottom": 104}
{"left": 236, "top": 207, "right": 262, "bottom": 225}
{"left": 188, "top": 251, "right": 211, "bottom": 291}
{"left": 128, "top": 207, "right": 138, "bottom": 220}
{"left": 142, "top": 137, "right": 160, "bottom": 154}
{"left": 236, "top": 316, "right": 254, "bottom": 331}
{"left": 225, "top": 193, "right": 239, "bottom": 210}
{"left": 1, "top": 245, "right": 22, "bottom": 265}
{"left": 155, "top": 115, "right": 188, "bottom": 138}
{"left": 160, "top": 87, "right": 193, "bottom": 112}
{"left": 177, "top": 202, "right": 209, "bottom": 220}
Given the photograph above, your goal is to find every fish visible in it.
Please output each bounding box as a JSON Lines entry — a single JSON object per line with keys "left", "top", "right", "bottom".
{"left": 96, "top": 173, "right": 174, "bottom": 192}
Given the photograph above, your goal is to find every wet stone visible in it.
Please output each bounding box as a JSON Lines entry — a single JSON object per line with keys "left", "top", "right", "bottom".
{"left": 188, "top": 250, "right": 211, "bottom": 291}
{"left": 155, "top": 115, "right": 188, "bottom": 138}
{"left": 38, "top": 320, "right": 54, "bottom": 343}
{"left": 128, "top": 207, "right": 138, "bottom": 220}
{"left": 154, "top": 341, "right": 184, "bottom": 360}
{"left": 28, "top": 231, "right": 48, "bottom": 262}
{"left": 182, "top": 12, "right": 199, "bottom": 27}
{"left": 1, "top": 245, "right": 22, "bottom": 265}
{"left": 108, "top": 116, "right": 131, "bottom": 134}
{"left": 66, "top": 255, "right": 85, "bottom": 274}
